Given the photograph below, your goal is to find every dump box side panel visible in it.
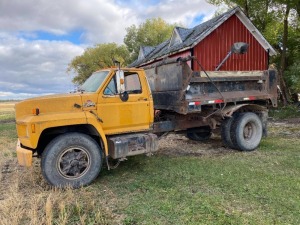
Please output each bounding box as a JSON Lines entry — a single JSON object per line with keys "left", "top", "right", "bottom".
{"left": 144, "top": 58, "right": 193, "bottom": 113}
{"left": 145, "top": 64, "right": 182, "bottom": 111}
{"left": 144, "top": 59, "right": 277, "bottom": 114}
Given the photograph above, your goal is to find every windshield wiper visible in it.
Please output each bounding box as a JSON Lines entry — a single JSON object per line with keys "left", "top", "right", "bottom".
{"left": 77, "top": 88, "right": 85, "bottom": 93}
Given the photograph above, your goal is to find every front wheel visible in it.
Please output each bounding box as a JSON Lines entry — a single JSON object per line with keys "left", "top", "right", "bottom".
{"left": 230, "top": 112, "right": 263, "bottom": 151}
{"left": 41, "top": 132, "right": 102, "bottom": 188}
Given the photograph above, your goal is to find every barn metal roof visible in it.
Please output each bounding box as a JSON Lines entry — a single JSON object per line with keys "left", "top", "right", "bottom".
{"left": 129, "top": 7, "right": 276, "bottom": 67}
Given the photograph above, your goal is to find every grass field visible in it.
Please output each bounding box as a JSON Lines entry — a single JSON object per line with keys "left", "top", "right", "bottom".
{"left": 0, "top": 102, "right": 15, "bottom": 122}
{"left": 0, "top": 102, "right": 299, "bottom": 225}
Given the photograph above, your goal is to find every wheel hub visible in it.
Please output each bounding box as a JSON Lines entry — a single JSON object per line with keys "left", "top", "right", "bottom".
{"left": 244, "top": 122, "right": 253, "bottom": 140}
{"left": 57, "top": 147, "right": 90, "bottom": 180}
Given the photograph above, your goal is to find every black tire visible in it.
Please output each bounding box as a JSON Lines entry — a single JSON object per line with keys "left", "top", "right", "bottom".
{"left": 231, "top": 112, "right": 263, "bottom": 151}
{"left": 186, "top": 126, "right": 212, "bottom": 141}
{"left": 221, "top": 116, "right": 236, "bottom": 149}
{"left": 41, "top": 132, "right": 102, "bottom": 188}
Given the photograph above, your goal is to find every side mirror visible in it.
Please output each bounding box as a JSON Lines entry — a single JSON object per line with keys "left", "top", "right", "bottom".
{"left": 120, "top": 91, "right": 129, "bottom": 102}
{"left": 116, "top": 70, "right": 125, "bottom": 93}
{"left": 116, "top": 70, "right": 129, "bottom": 102}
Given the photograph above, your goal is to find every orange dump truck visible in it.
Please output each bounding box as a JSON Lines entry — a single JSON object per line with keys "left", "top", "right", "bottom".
{"left": 15, "top": 57, "right": 277, "bottom": 188}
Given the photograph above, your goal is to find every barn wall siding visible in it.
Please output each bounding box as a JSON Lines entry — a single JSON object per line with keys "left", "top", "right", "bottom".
{"left": 169, "top": 50, "right": 191, "bottom": 67}
{"left": 193, "top": 14, "right": 268, "bottom": 71}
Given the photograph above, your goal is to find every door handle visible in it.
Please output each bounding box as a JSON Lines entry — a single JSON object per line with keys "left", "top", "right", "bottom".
{"left": 138, "top": 97, "right": 148, "bottom": 101}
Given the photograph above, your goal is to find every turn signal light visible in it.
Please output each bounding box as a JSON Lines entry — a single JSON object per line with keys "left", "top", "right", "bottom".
{"left": 31, "top": 124, "right": 36, "bottom": 133}
{"left": 32, "top": 108, "right": 40, "bottom": 115}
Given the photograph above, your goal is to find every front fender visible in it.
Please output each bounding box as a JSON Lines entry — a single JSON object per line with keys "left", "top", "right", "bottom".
{"left": 17, "top": 111, "right": 87, "bottom": 149}
{"left": 84, "top": 111, "right": 108, "bottom": 157}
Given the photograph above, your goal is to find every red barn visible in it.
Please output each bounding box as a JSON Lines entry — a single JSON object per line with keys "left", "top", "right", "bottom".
{"left": 130, "top": 7, "right": 276, "bottom": 71}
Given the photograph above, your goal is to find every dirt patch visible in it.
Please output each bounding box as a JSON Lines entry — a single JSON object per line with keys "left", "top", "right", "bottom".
{"left": 270, "top": 117, "right": 300, "bottom": 124}
{"left": 268, "top": 118, "right": 300, "bottom": 138}
{"left": 157, "top": 118, "right": 300, "bottom": 157}
{"left": 0, "top": 119, "right": 16, "bottom": 124}
{"left": 158, "top": 133, "right": 235, "bottom": 157}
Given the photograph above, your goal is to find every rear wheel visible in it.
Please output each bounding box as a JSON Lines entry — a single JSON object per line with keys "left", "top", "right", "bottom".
{"left": 41, "top": 132, "right": 102, "bottom": 188}
{"left": 230, "top": 112, "right": 263, "bottom": 151}
{"left": 186, "top": 126, "right": 212, "bottom": 141}
{"left": 221, "top": 116, "right": 236, "bottom": 149}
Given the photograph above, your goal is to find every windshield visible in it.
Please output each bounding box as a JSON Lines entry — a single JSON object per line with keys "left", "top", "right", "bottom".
{"left": 80, "top": 71, "right": 109, "bottom": 92}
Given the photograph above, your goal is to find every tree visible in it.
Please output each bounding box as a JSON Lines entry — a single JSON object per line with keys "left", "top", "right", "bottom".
{"left": 208, "top": 0, "right": 276, "bottom": 32}
{"left": 269, "top": 0, "right": 299, "bottom": 104}
{"left": 67, "top": 43, "right": 129, "bottom": 85}
{"left": 124, "top": 18, "right": 177, "bottom": 62}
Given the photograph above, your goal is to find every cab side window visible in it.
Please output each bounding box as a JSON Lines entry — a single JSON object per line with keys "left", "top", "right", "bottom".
{"left": 125, "top": 73, "right": 142, "bottom": 94}
{"left": 104, "top": 76, "right": 117, "bottom": 95}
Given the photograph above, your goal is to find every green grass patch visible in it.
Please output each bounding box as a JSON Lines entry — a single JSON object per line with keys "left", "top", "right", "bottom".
{"left": 0, "top": 123, "right": 17, "bottom": 139}
{"left": 0, "top": 112, "right": 15, "bottom": 123}
{"left": 95, "top": 137, "right": 300, "bottom": 225}
{"left": 0, "top": 101, "right": 16, "bottom": 123}
{"left": 269, "top": 104, "right": 300, "bottom": 119}
{"left": 0, "top": 112, "right": 14, "bottom": 120}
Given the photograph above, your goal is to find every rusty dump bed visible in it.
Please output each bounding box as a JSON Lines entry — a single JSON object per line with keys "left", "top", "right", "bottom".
{"left": 144, "top": 58, "right": 277, "bottom": 115}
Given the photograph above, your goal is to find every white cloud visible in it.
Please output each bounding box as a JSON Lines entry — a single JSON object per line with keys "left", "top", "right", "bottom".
{"left": 0, "top": 33, "right": 84, "bottom": 99}
{"left": 0, "top": 0, "right": 218, "bottom": 100}
{"left": 0, "top": 91, "right": 40, "bottom": 100}
{"left": 0, "top": 0, "right": 138, "bottom": 44}
{"left": 0, "top": 0, "right": 216, "bottom": 43}
{"left": 139, "top": 0, "right": 217, "bottom": 26}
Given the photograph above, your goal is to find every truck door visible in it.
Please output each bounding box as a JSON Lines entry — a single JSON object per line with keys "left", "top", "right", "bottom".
{"left": 97, "top": 71, "right": 152, "bottom": 134}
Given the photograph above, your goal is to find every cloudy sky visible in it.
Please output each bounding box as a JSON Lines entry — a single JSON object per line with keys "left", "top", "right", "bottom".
{"left": 0, "top": 0, "right": 218, "bottom": 100}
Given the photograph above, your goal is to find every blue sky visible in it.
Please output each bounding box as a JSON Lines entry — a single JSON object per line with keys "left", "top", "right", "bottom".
{"left": 22, "top": 30, "right": 85, "bottom": 45}
{"left": 0, "top": 0, "right": 217, "bottom": 100}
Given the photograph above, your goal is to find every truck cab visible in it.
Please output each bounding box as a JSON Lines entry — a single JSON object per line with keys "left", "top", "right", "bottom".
{"left": 15, "top": 67, "right": 157, "bottom": 188}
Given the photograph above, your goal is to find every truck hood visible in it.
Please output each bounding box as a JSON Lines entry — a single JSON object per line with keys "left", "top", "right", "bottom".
{"left": 15, "top": 93, "right": 83, "bottom": 119}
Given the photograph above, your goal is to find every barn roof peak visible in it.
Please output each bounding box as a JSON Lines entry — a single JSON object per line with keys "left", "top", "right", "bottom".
{"left": 137, "top": 46, "right": 156, "bottom": 61}
{"left": 169, "top": 26, "right": 193, "bottom": 48}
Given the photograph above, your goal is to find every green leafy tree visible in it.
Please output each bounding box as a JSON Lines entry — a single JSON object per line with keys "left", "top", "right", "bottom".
{"left": 124, "top": 18, "right": 177, "bottom": 62}
{"left": 68, "top": 43, "right": 129, "bottom": 85}
{"left": 284, "top": 18, "right": 300, "bottom": 97}
{"left": 208, "top": 0, "right": 276, "bottom": 33}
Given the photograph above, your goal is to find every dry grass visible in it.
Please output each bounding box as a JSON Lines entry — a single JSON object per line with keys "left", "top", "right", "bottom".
{"left": 0, "top": 102, "right": 16, "bottom": 122}
{"left": 0, "top": 156, "right": 119, "bottom": 225}
{"left": 0, "top": 102, "right": 16, "bottom": 112}
{"left": 0, "top": 167, "right": 118, "bottom": 224}
{"left": 0, "top": 102, "right": 120, "bottom": 225}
